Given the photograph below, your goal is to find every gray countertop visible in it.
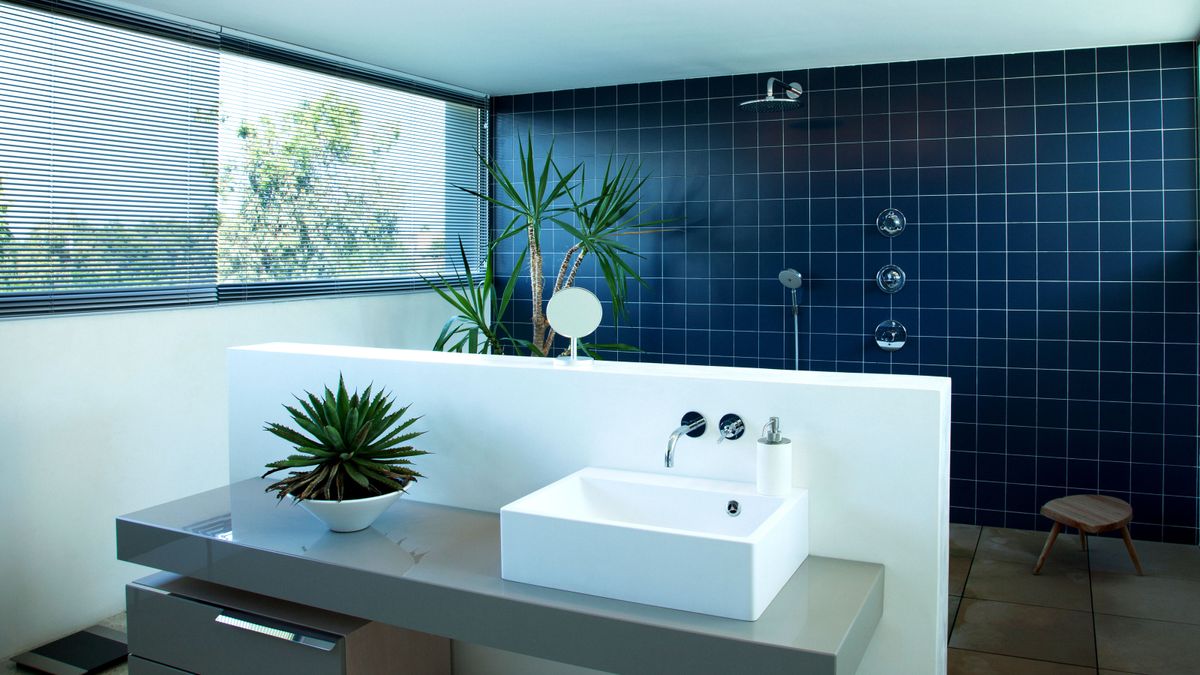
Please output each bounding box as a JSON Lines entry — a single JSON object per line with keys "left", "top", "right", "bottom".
{"left": 117, "top": 479, "right": 883, "bottom": 675}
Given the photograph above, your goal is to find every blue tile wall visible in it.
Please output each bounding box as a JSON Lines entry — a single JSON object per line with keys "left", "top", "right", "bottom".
{"left": 492, "top": 42, "right": 1200, "bottom": 543}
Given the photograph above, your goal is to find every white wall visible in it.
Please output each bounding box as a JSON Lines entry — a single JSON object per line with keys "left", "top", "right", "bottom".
{"left": 0, "top": 292, "right": 448, "bottom": 659}
{"left": 229, "top": 345, "right": 952, "bottom": 675}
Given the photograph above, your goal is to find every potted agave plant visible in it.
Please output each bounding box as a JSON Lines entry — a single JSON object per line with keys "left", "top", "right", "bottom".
{"left": 262, "top": 375, "right": 427, "bottom": 532}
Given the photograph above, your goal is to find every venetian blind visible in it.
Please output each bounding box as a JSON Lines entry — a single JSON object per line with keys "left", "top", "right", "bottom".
{"left": 215, "top": 49, "right": 488, "bottom": 301}
{"left": 0, "top": 0, "right": 488, "bottom": 315}
{"left": 0, "top": 1, "right": 219, "bottom": 314}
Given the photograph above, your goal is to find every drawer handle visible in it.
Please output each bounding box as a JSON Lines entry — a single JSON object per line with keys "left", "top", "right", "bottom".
{"left": 215, "top": 611, "right": 337, "bottom": 651}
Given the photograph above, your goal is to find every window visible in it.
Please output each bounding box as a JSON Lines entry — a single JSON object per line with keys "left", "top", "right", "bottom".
{"left": 0, "top": 1, "right": 487, "bottom": 316}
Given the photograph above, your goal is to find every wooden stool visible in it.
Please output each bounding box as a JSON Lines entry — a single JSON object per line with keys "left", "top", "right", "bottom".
{"left": 1033, "top": 494, "right": 1143, "bottom": 575}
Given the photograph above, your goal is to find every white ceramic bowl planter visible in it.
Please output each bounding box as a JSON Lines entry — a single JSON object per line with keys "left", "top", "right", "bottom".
{"left": 261, "top": 375, "right": 428, "bottom": 534}
{"left": 299, "top": 490, "right": 401, "bottom": 532}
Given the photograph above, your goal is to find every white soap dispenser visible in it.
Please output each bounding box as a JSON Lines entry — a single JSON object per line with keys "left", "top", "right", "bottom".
{"left": 757, "top": 417, "right": 793, "bottom": 496}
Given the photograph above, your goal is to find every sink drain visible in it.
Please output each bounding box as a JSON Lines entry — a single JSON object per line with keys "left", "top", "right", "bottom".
{"left": 726, "top": 500, "right": 740, "bottom": 517}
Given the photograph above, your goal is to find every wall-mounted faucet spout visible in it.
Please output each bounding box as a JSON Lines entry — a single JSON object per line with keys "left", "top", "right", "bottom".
{"left": 665, "top": 412, "right": 706, "bottom": 467}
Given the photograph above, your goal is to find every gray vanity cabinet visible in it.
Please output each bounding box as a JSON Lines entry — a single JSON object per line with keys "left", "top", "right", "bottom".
{"left": 126, "top": 573, "right": 450, "bottom": 675}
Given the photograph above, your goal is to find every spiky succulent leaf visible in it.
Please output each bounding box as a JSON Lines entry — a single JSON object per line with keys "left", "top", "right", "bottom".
{"left": 305, "top": 392, "right": 328, "bottom": 425}
{"left": 262, "top": 374, "right": 429, "bottom": 502}
{"left": 343, "top": 462, "right": 371, "bottom": 489}
{"left": 265, "top": 422, "right": 321, "bottom": 449}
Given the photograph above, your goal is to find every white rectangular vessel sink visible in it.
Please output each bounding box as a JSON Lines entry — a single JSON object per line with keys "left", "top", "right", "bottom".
{"left": 500, "top": 467, "right": 809, "bottom": 620}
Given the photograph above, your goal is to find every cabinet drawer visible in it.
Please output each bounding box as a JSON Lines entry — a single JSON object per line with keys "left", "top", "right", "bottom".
{"left": 127, "top": 573, "right": 450, "bottom": 675}
{"left": 128, "top": 581, "right": 345, "bottom": 674}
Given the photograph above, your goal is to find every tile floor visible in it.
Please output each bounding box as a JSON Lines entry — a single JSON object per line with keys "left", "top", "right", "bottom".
{"left": 949, "top": 524, "right": 1200, "bottom": 675}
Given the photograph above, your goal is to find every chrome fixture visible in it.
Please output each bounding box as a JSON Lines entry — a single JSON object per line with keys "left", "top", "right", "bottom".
{"left": 717, "top": 414, "right": 745, "bottom": 443}
{"left": 740, "top": 77, "right": 804, "bottom": 113}
{"left": 874, "top": 319, "right": 907, "bottom": 352}
{"left": 778, "top": 268, "right": 803, "bottom": 290}
{"left": 876, "top": 208, "right": 906, "bottom": 237}
{"left": 778, "top": 268, "right": 803, "bottom": 371}
{"left": 726, "top": 500, "right": 741, "bottom": 517}
{"left": 665, "top": 411, "right": 706, "bottom": 468}
{"left": 876, "top": 264, "right": 906, "bottom": 294}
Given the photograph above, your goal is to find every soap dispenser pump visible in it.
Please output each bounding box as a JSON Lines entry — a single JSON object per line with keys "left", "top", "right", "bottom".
{"left": 757, "top": 417, "right": 793, "bottom": 496}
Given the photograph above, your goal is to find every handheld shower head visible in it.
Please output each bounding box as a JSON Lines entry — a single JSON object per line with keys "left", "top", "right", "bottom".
{"left": 778, "top": 268, "right": 802, "bottom": 289}
{"left": 779, "top": 268, "right": 803, "bottom": 371}
{"left": 741, "top": 77, "right": 804, "bottom": 113}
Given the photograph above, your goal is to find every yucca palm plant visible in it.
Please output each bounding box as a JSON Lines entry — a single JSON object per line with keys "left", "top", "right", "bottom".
{"left": 262, "top": 375, "right": 427, "bottom": 502}
{"left": 439, "top": 134, "right": 670, "bottom": 357}
{"left": 427, "top": 238, "right": 529, "bottom": 355}
{"left": 461, "top": 133, "right": 579, "bottom": 355}
{"left": 547, "top": 155, "right": 670, "bottom": 347}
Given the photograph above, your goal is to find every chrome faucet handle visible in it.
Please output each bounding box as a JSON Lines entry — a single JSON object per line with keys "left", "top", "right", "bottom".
{"left": 717, "top": 414, "right": 745, "bottom": 443}
{"left": 680, "top": 411, "right": 706, "bottom": 436}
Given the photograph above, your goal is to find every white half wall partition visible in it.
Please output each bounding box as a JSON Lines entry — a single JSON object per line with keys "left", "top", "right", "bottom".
{"left": 228, "top": 344, "right": 952, "bottom": 675}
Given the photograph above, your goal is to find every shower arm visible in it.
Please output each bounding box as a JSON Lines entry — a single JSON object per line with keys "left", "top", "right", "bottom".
{"left": 765, "top": 77, "right": 803, "bottom": 99}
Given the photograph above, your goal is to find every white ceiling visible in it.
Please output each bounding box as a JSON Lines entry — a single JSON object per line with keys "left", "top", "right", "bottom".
{"left": 120, "top": 0, "right": 1200, "bottom": 96}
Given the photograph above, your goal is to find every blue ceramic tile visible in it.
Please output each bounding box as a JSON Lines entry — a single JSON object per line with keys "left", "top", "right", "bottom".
{"left": 1129, "top": 70, "right": 1162, "bottom": 100}
{"left": 1163, "top": 98, "right": 1196, "bottom": 130}
{"left": 1128, "top": 44, "right": 1161, "bottom": 71}
{"left": 492, "top": 42, "right": 1200, "bottom": 544}
{"left": 861, "top": 62, "right": 888, "bottom": 87}
{"left": 1097, "top": 72, "right": 1130, "bottom": 101}
{"left": 1006, "top": 107, "right": 1036, "bottom": 135}
{"left": 975, "top": 79, "right": 1005, "bottom": 108}
{"left": 1098, "top": 101, "right": 1130, "bottom": 131}
{"left": 1066, "top": 103, "right": 1098, "bottom": 132}
{"left": 1161, "top": 42, "right": 1195, "bottom": 69}
{"left": 946, "top": 82, "right": 974, "bottom": 111}
{"left": 1162, "top": 68, "right": 1197, "bottom": 99}
{"left": 1064, "top": 48, "right": 1097, "bottom": 74}
{"left": 1097, "top": 46, "right": 1128, "bottom": 72}
{"left": 1006, "top": 77, "right": 1035, "bottom": 106}
{"left": 1035, "top": 76, "right": 1066, "bottom": 105}
{"left": 1065, "top": 74, "right": 1097, "bottom": 103}
{"left": 834, "top": 65, "right": 861, "bottom": 89}
{"left": 1005, "top": 53, "right": 1035, "bottom": 78}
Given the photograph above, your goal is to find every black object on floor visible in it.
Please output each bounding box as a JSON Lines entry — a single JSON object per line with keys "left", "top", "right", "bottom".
{"left": 10, "top": 625, "right": 127, "bottom": 674}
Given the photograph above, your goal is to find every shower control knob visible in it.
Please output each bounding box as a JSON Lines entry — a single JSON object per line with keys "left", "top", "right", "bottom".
{"left": 717, "top": 414, "right": 745, "bottom": 443}
{"left": 876, "top": 264, "right": 906, "bottom": 294}
{"left": 874, "top": 319, "right": 907, "bottom": 352}
{"left": 876, "top": 208, "right": 906, "bottom": 237}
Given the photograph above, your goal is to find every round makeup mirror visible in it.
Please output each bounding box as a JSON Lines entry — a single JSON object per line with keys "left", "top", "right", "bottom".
{"left": 546, "top": 287, "right": 603, "bottom": 361}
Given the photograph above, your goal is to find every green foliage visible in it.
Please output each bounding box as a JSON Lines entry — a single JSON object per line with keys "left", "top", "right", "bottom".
{"left": 220, "top": 92, "right": 408, "bottom": 282}
{"left": 0, "top": 216, "right": 216, "bottom": 293}
{"left": 426, "top": 239, "right": 532, "bottom": 355}
{"left": 262, "top": 374, "right": 428, "bottom": 502}
{"left": 0, "top": 90, "right": 402, "bottom": 294}
{"left": 431, "top": 136, "right": 664, "bottom": 357}
{"left": 460, "top": 134, "right": 578, "bottom": 247}
{"left": 557, "top": 156, "right": 670, "bottom": 321}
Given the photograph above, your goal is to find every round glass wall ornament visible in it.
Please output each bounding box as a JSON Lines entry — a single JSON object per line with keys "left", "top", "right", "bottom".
{"left": 876, "top": 264, "right": 906, "bottom": 294}
{"left": 874, "top": 319, "right": 907, "bottom": 352}
{"left": 876, "top": 208, "right": 906, "bottom": 237}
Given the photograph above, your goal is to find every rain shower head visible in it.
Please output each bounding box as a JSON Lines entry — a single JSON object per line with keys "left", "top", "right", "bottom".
{"left": 778, "top": 268, "right": 803, "bottom": 289}
{"left": 740, "top": 77, "right": 804, "bottom": 113}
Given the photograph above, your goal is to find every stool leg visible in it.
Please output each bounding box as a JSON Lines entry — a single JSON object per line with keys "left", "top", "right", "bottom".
{"left": 1120, "top": 526, "right": 1144, "bottom": 576}
{"left": 1034, "top": 522, "right": 1062, "bottom": 575}
{"left": 1079, "top": 529, "right": 1088, "bottom": 551}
